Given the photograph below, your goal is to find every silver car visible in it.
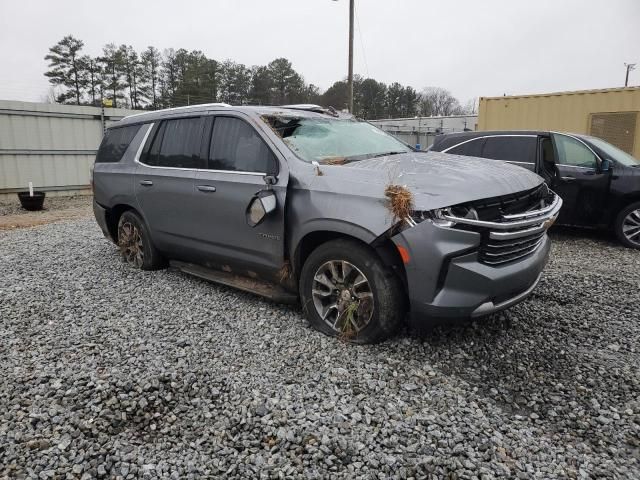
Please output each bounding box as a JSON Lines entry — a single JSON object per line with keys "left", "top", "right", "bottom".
{"left": 92, "top": 104, "right": 562, "bottom": 343}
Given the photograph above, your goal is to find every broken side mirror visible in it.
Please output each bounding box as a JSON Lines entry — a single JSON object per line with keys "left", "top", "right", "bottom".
{"left": 246, "top": 190, "right": 277, "bottom": 227}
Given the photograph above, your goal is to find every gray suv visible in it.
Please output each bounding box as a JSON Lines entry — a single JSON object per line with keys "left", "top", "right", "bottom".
{"left": 92, "top": 104, "right": 562, "bottom": 343}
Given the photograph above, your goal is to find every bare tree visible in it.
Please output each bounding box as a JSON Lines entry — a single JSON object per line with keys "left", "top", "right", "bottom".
{"left": 418, "top": 87, "right": 463, "bottom": 116}
{"left": 462, "top": 97, "right": 479, "bottom": 115}
{"left": 39, "top": 86, "right": 63, "bottom": 104}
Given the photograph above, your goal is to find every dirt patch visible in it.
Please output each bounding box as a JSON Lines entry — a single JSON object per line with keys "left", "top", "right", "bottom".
{"left": 0, "top": 196, "right": 93, "bottom": 231}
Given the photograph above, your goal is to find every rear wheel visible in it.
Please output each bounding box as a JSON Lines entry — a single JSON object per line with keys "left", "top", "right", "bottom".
{"left": 614, "top": 202, "right": 640, "bottom": 249}
{"left": 299, "top": 239, "right": 405, "bottom": 343}
{"left": 117, "top": 211, "right": 166, "bottom": 270}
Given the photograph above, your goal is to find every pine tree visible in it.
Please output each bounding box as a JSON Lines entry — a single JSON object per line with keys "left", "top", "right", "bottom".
{"left": 119, "top": 45, "right": 142, "bottom": 109}
{"left": 99, "top": 43, "right": 126, "bottom": 108}
{"left": 140, "top": 46, "right": 162, "bottom": 109}
{"left": 267, "top": 58, "right": 305, "bottom": 105}
{"left": 78, "top": 56, "right": 102, "bottom": 106}
{"left": 44, "top": 35, "right": 86, "bottom": 105}
{"left": 249, "top": 65, "right": 272, "bottom": 105}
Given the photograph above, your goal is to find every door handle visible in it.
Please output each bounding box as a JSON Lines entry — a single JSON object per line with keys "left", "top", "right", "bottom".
{"left": 139, "top": 180, "right": 153, "bottom": 186}
{"left": 561, "top": 176, "right": 576, "bottom": 183}
{"left": 196, "top": 185, "right": 217, "bottom": 193}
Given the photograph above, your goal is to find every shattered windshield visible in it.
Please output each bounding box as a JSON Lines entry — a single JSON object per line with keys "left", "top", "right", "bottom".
{"left": 263, "top": 116, "right": 412, "bottom": 163}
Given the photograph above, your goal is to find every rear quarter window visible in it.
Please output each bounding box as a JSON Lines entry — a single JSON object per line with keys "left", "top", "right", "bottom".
{"left": 447, "top": 137, "right": 485, "bottom": 157}
{"left": 95, "top": 125, "right": 142, "bottom": 163}
{"left": 482, "top": 136, "right": 537, "bottom": 163}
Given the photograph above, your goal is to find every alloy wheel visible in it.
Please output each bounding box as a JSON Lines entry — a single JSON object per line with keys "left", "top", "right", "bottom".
{"left": 311, "top": 260, "right": 374, "bottom": 335}
{"left": 118, "top": 222, "right": 144, "bottom": 268}
{"left": 622, "top": 209, "right": 640, "bottom": 247}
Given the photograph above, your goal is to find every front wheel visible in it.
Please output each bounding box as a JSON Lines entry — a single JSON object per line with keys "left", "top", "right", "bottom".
{"left": 299, "top": 239, "right": 406, "bottom": 344}
{"left": 117, "top": 210, "right": 166, "bottom": 270}
{"left": 614, "top": 202, "right": 640, "bottom": 249}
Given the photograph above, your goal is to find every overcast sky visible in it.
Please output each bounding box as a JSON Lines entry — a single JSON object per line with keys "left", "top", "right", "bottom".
{"left": 1, "top": 0, "right": 638, "bottom": 104}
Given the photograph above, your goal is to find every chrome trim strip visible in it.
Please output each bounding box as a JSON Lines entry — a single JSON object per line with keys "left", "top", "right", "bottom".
{"left": 483, "top": 237, "right": 544, "bottom": 258}
{"left": 482, "top": 243, "right": 543, "bottom": 265}
{"left": 133, "top": 122, "right": 267, "bottom": 177}
{"left": 489, "top": 224, "right": 548, "bottom": 240}
{"left": 443, "top": 194, "right": 562, "bottom": 230}
{"left": 471, "top": 272, "right": 543, "bottom": 317}
{"left": 485, "top": 232, "right": 545, "bottom": 249}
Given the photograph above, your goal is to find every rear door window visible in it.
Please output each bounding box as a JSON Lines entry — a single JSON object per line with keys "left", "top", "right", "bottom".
{"left": 447, "top": 138, "right": 485, "bottom": 157}
{"left": 208, "top": 117, "right": 277, "bottom": 173}
{"left": 95, "top": 124, "right": 141, "bottom": 163}
{"left": 142, "top": 117, "right": 205, "bottom": 169}
{"left": 482, "top": 136, "right": 537, "bottom": 163}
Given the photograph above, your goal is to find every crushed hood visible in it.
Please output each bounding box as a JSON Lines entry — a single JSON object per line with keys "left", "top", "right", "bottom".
{"left": 303, "top": 151, "right": 544, "bottom": 210}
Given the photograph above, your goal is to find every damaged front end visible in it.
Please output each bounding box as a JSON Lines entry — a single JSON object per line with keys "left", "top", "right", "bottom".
{"left": 409, "top": 183, "right": 562, "bottom": 265}
{"left": 392, "top": 184, "right": 562, "bottom": 323}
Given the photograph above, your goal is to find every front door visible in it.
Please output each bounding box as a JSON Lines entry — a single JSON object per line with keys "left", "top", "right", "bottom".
{"left": 550, "top": 133, "right": 610, "bottom": 226}
{"left": 191, "top": 115, "right": 288, "bottom": 279}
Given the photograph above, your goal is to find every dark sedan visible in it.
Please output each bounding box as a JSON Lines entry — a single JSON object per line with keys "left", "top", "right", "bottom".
{"left": 430, "top": 130, "right": 640, "bottom": 248}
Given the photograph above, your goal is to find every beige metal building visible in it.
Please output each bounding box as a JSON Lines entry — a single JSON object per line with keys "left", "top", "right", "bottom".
{"left": 478, "top": 87, "right": 640, "bottom": 158}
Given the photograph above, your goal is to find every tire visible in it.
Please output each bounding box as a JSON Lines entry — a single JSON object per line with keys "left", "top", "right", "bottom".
{"left": 299, "top": 238, "right": 406, "bottom": 344}
{"left": 614, "top": 201, "right": 640, "bottom": 249}
{"left": 117, "top": 210, "right": 166, "bottom": 270}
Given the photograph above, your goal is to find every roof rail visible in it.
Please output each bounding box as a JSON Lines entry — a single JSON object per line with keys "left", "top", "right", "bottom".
{"left": 124, "top": 102, "right": 231, "bottom": 120}
{"left": 280, "top": 104, "right": 340, "bottom": 117}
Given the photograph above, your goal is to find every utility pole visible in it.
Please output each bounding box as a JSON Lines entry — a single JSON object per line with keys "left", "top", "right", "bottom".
{"left": 332, "top": 0, "right": 355, "bottom": 113}
{"left": 625, "top": 63, "right": 636, "bottom": 87}
{"left": 348, "top": 0, "right": 354, "bottom": 113}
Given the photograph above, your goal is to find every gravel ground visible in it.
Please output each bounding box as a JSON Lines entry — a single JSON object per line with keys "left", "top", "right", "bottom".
{"left": 0, "top": 196, "right": 92, "bottom": 217}
{"left": 0, "top": 196, "right": 92, "bottom": 231}
{"left": 1, "top": 219, "right": 638, "bottom": 479}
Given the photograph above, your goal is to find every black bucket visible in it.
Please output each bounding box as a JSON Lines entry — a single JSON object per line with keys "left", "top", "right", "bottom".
{"left": 17, "top": 191, "right": 46, "bottom": 211}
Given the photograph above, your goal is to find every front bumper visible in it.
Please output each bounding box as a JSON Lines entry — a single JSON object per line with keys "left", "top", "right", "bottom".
{"left": 411, "top": 236, "right": 549, "bottom": 320}
{"left": 393, "top": 191, "right": 560, "bottom": 323}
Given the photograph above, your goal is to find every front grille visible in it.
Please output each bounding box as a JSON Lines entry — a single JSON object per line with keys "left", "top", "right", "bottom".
{"left": 442, "top": 186, "right": 562, "bottom": 266}
{"left": 451, "top": 184, "right": 550, "bottom": 222}
{"left": 479, "top": 226, "right": 546, "bottom": 265}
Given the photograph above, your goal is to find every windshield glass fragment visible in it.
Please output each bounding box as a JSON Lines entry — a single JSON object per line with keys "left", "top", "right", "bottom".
{"left": 262, "top": 115, "right": 412, "bottom": 164}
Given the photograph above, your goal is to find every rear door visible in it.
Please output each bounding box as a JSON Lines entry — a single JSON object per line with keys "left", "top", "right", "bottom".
{"left": 550, "top": 133, "right": 609, "bottom": 225}
{"left": 134, "top": 116, "right": 206, "bottom": 252}
{"left": 192, "top": 115, "right": 288, "bottom": 278}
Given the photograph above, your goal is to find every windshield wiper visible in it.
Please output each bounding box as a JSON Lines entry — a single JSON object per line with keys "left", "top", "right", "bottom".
{"left": 368, "top": 151, "right": 408, "bottom": 159}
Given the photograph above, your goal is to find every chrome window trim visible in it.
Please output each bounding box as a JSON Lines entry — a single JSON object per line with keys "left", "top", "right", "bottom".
{"left": 441, "top": 134, "right": 537, "bottom": 154}
{"left": 133, "top": 121, "right": 267, "bottom": 177}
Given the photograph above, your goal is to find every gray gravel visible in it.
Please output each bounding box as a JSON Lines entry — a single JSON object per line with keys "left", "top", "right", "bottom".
{"left": 1, "top": 219, "right": 639, "bottom": 479}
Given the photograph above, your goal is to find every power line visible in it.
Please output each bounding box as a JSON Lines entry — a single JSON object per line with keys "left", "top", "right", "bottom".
{"left": 354, "top": 2, "right": 370, "bottom": 79}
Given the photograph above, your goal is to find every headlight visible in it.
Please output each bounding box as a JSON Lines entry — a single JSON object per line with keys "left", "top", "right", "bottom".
{"left": 409, "top": 206, "right": 479, "bottom": 228}
{"left": 410, "top": 208, "right": 456, "bottom": 228}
